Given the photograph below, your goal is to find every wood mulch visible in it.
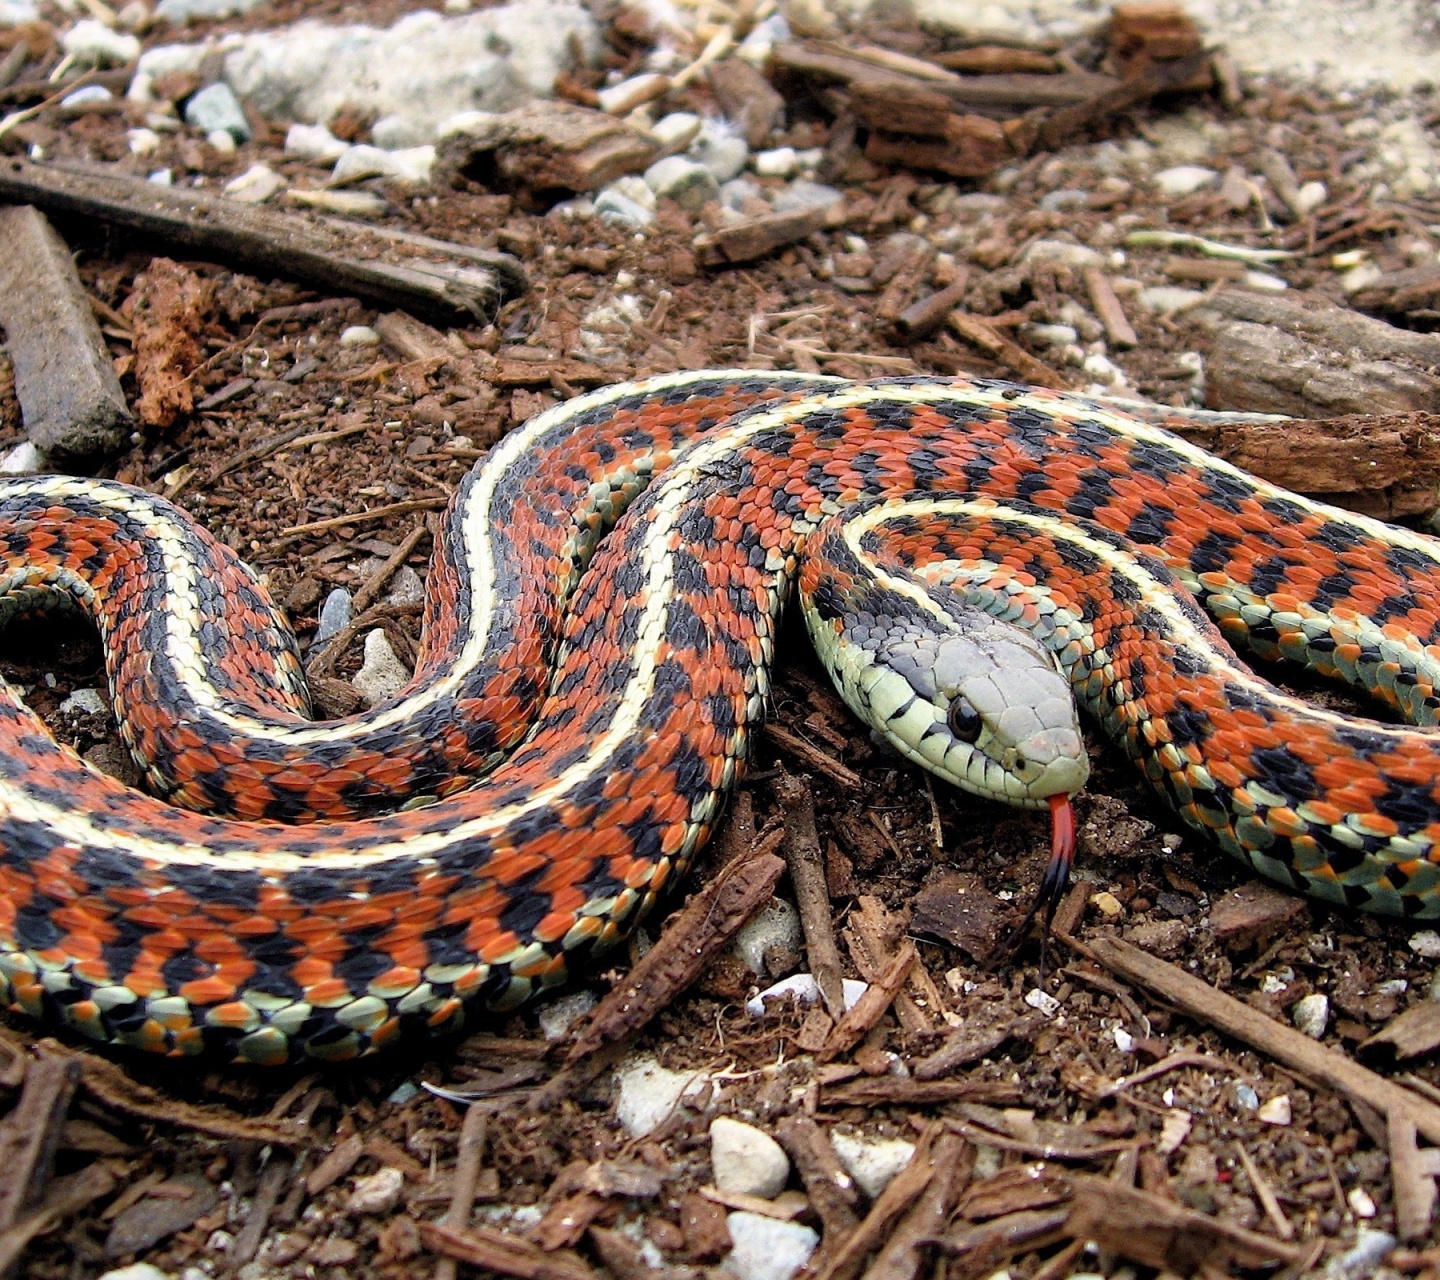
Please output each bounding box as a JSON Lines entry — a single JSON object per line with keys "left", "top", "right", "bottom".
{"left": 4, "top": 2, "right": 1440, "bottom": 1277}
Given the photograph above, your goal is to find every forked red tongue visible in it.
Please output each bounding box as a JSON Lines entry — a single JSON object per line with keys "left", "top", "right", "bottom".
{"left": 1049, "top": 793, "right": 1075, "bottom": 881}
{"left": 987, "top": 792, "right": 1080, "bottom": 969}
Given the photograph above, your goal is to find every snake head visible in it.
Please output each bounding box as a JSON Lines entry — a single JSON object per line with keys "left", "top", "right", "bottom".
{"left": 872, "top": 621, "right": 1089, "bottom": 805}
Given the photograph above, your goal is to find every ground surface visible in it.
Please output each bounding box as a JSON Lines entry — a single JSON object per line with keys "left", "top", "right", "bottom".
{"left": 6, "top": 3, "right": 1440, "bottom": 1278}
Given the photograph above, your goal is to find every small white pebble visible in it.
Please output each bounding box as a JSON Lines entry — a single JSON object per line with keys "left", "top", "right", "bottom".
{"left": 1024, "top": 988, "right": 1060, "bottom": 1016}
{"left": 1257, "top": 1094, "right": 1292, "bottom": 1126}
{"left": 1411, "top": 931, "right": 1440, "bottom": 958}
{"left": 1347, "top": 1187, "right": 1377, "bottom": 1219}
{"left": 339, "top": 325, "right": 381, "bottom": 347}
{"left": 1292, "top": 992, "right": 1329, "bottom": 1039}
{"left": 1112, "top": 1026, "right": 1135, "bottom": 1053}
{"left": 1091, "top": 891, "right": 1123, "bottom": 918}
{"left": 754, "top": 146, "right": 798, "bottom": 177}
{"left": 348, "top": 1167, "right": 404, "bottom": 1215}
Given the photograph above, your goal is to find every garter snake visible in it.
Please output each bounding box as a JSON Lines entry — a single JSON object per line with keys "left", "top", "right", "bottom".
{"left": 2, "top": 373, "right": 1439, "bottom": 1063}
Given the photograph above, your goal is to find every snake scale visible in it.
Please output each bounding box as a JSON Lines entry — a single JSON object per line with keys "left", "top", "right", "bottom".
{"left": 2, "top": 371, "right": 1439, "bottom": 1064}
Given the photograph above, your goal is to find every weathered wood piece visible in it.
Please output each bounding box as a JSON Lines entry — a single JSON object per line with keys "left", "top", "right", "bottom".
{"left": 0, "top": 204, "right": 132, "bottom": 458}
{"left": 694, "top": 205, "right": 837, "bottom": 267}
{"left": 0, "top": 1052, "right": 78, "bottom": 1235}
{"left": 0, "top": 157, "right": 526, "bottom": 323}
{"left": 1193, "top": 287, "right": 1440, "bottom": 419}
{"left": 436, "top": 101, "right": 657, "bottom": 195}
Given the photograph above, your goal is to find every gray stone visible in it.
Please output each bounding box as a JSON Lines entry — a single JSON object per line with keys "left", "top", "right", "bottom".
{"left": 0, "top": 442, "right": 43, "bottom": 474}
{"left": 1037, "top": 187, "right": 1089, "bottom": 211}
{"left": 155, "top": 0, "right": 263, "bottom": 22}
{"left": 285, "top": 122, "right": 350, "bottom": 163}
{"left": 733, "top": 897, "right": 801, "bottom": 975}
{"left": 1020, "top": 238, "right": 1104, "bottom": 269}
{"left": 771, "top": 178, "right": 843, "bottom": 213}
{"left": 61, "top": 20, "right": 140, "bottom": 65}
{"left": 830, "top": 1133, "right": 915, "bottom": 1200}
{"left": 689, "top": 122, "right": 748, "bottom": 182}
{"left": 60, "top": 688, "right": 106, "bottom": 716}
{"left": 315, "top": 588, "right": 354, "bottom": 643}
{"left": 613, "top": 1054, "right": 702, "bottom": 1138}
{"left": 348, "top": 1167, "right": 404, "bottom": 1215}
{"left": 1154, "top": 165, "right": 1217, "bottom": 197}
{"left": 711, "top": 1118, "right": 790, "bottom": 1199}
{"left": 0, "top": 206, "right": 133, "bottom": 459}
{"left": 1292, "top": 992, "right": 1330, "bottom": 1039}
{"left": 724, "top": 1213, "right": 817, "bottom": 1280}
{"left": 1136, "top": 285, "right": 1207, "bottom": 315}
{"left": 384, "top": 564, "right": 425, "bottom": 607}
{"left": 594, "top": 187, "right": 654, "bottom": 228}
{"left": 644, "top": 155, "right": 719, "bottom": 212}
{"left": 224, "top": 163, "right": 285, "bottom": 203}
{"left": 333, "top": 144, "right": 436, "bottom": 184}
{"left": 184, "top": 82, "right": 251, "bottom": 143}
{"left": 352, "top": 629, "right": 410, "bottom": 707}
{"left": 537, "top": 990, "right": 598, "bottom": 1040}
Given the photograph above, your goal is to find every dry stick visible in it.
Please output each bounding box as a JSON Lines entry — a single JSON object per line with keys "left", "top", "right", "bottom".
{"left": 435, "top": 1107, "right": 490, "bottom": 1280}
{"left": 352, "top": 523, "right": 432, "bottom": 615}
{"left": 229, "top": 1154, "right": 293, "bottom": 1266}
{"left": 774, "top": 771, "right": 848, "bottom": 1021}
{"left": 280, "top": 496, "right": 449, "bottom": 538}
{"left": 775, "top": 1116, "right": 860, "bottom": 1249}
{"left": 563, "top": 834, "right": 786, "bottom": 1062}
{"left": 1388, "top": 1110, "right": 1440, "bottom": 1242}
{"left": 0, "top": 1053, "right": 78, "bottom": 1235}
{"left": 861, "top": 1133, "right": 970, "bottom": 1280}
{"left": 420, "top": 1221, "right": 599, "bottom": 1280}
{"left": 1231, "top": 1141, "right": 1293, "bottom": 1241}
{"left": 809, "top": 1127, "right": 941, "bottom": 1280}
{"left": 947, "top": 311, "right": 1072, "bottom": 390}
{"left": 1078, "top": 935, "right": 1440, "bottom": 1145}
{"left": 819, "top": 941, "right": 916, "bottom": 1063}
{"left": 891, "top": 273, "right": 971, "bottom": 341}
{"left": 0, "top": 156, "right": 526, "bottom": 322}
{"left": 766, "top": 724, "right": 862, "bottom": 790}
{"left": 1082, "top": 266, "right": 1137, "bottom": 349}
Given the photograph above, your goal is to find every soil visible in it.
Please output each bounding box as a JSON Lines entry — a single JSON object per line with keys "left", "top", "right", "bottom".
{"left": 4, "top": 5, "right": 1440, "bottom": 1278}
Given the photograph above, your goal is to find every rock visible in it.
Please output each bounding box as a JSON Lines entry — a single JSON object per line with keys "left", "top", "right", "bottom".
{"left": 614, "top": 1054, "right": 703, "bottom": 1138}
{"left": 333, "top": 145, "right": 435, "bottom": 184}
{"left": 1020, "top": 238, "right": 1104, "bottom": 270}
{"left": 1256, "top": 1094, "right": 1292, "bottom": 1125}
{"left": 710, "top": 1118, "right": 790, "bottom": 1199}
{"left": 1294, "top": 180, "right": 1327, "bottom": 215}
{"left": 315, "top": 587, "right": 354, "bottom": 641}
{"left": 99, "top": 1266, "right": 172, "bottom": 1280}
{"left": 1038, "top": 187, "right": 1089, "bottom": 211}
{"left": 1208, "top": 880, "right": 1306, "bottom": 948}
{"left": 285, "top": 123, "right": 351, "bottom": 163}
{"left": 537, "top": 990, "right": 598, "bottom": 1040}
{"left": 105, "top": 1174, "right": 218, "bottom": 1258}
{"left": 1412, "top": 931, "right": 1440, "bottom": 958}
{"left": 128, "top": 127, "right": 162, "bottom": 156}
{"left": 689, "top": 121, "right": 748, "bottom": 182}
{"left": 1292, "top": 993, "right": 1330, "bottom": 1039}
{"left": 732, "top": 897, "right": 801, "bottom": 975}
{"left": 1154, "top": 164, "right": 1216, "bottom": 197}
{"left": 216, "top": 3, "right": 600, "bottom": 144}
{"left": 206, "top": 128, "right": 238, "bottom": 157}
{"left": 0, "top": 442, "right": 43, "bottom": 474}
{"left": 594, "top": 186, "right": 654, "bottom": 228}
{"left": 352, "top": 629, "right": 410, "bottom": 707}
{"left": 771, "top": 178, "right": 843, "bottom": 213}
{"left": 643, "top": 155, "right": 719, "bottom": 213}
{"left": 754, "top": 146, "right": 797, "bottom": 177}
{"left": 61, "top": 85, "right": 114, "bottom": 108}
{"left": 383, "top": 565, "right": 425, "bottom": 608}
{"left": 184, "top": 82, "right": 251, "bottom": 143}
{"left": 1124, "top": 919, "right": 1188, "bottom": 956}
{"left": 652, "top": 112, "right": 701, "bottom": 147}
{"left": 719, "top": 176, "right": 763, "bottom": 211}
{"left": 60, "top": 688, "right": 106, "bottom": 716}
{"left": 746, "top": 974, "right": 868, "bottom": 1018}
{"left": 1136, "top": 285, "right": 1206, "bottom": 315}
{"left": 0, "top": 0, "right": 39, "bottom": 22}
{"left": 829, "top": 1133, "right": 915, "bottom": 1200}
{"left": 723, "top": 1213, "right": 817, "bottom": 1280}
{"left": 224, "top": 163, "right": 286, "bottom": 203}
{"left": 155, "top": 0, "right": 263, "bottom": 21}
{"left": 348, "top": 1167, "right": 404, "bottom": 1215}
{"left": 1326, "top": 1229, "right": 1397, "bottom": 1280}
{"left": 62, "top": 20, "right": 140, "bottom": 66}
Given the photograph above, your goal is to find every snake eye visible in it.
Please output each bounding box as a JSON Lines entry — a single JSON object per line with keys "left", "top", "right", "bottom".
{"left": 947, "top": 698, "right": 983, "bottom": 743}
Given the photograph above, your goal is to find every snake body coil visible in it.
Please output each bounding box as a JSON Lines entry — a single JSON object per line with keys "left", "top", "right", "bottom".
{"left": 3, "top": 373, "right": 1440, "bottom": 1063}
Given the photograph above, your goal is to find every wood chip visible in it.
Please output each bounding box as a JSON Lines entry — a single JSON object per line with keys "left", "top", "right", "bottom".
{"left": 820, "top": 941, "right": 916, "bottom": 1062}
{"left": 1082, "top": 267, "right": 1137, "bottom": 349}
{"left": 1366, "top": 1003, "right": 1440, "bottom": 1061}
{"left": 420, "top": 1222, "right": 599, "bottom": 1280}
{"left": 948, "top": 311, "right": 1071, "bottom": 389}
{"left": 564, "top": 838, "right": 785, "bottom": 1061}
{"left": 861, "top": 1133, "right": 969, "bottom": 1280}
{"left": 1065, "top": 1178, "right": 1302, "bottom": 1271}
{"left": 695, "top": 206, "right": 837, "bottom": 267}
{"left": 774, "top": 1116, "right": 859, "bottom": 1243}
{"left": 0, "top": 203, "right": 132, "bottom": 457}
{"left": 0, "top": 1052, "right": 78, "bottom": 1232}
{"left": 775, "top": 771, "right": 847, "bottom": 1020}
{"left": 764, "top": 723, "right": 862, "bottom": 789}
{"left": 820, "top": 1077, "right": 1021, "bottom": 1109}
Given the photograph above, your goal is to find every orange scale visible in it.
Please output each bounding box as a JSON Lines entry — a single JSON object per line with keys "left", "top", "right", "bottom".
{"left": 369, "top": 1017, "right": 403, "bottom": 1052}
{"left": 426, "top": 997, "right": 463, "bottom": 1028}
{"left": 229, "top": 916, "right": 279, "bottom": 938}
{"left": 371, "top": 964, "right": 422, "bottom": 992}
{"left": 206, "top": 1001, "right": 257, "bottom": 1029}
{"left": 180, "top": 974, "right": 237, "bottom": 1006}
{"left": 57, "top": 933, "right": 105, "bottom": 962}
{"left": 304, "top": 978, "right": 355, "bottom": 1007}
{"left": 290, "top": 955, "right": 334, "bottom": 989}
{"left": 72, "top": 957, "right": 112, "bottom": 985}
{"left": 488, "top": 850, "right": 548, "bottom": 886}
{"left": 171, "top": 1027, "right": 206, "bottom": 1056}
{"left": 534, "top": 910, "right": 579, "bottom": 943}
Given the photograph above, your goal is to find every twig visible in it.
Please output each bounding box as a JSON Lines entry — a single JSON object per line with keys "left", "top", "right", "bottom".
{"left": 860, "top": 1133, "right": 969, "bottom": 1280}
{"left": 436, "top": 1108, "right": 490, "bottom": 1280}
{"left": 279, "top": 496, "right": 449, "bottom": 537}
{"left": 1231, "top": 1142, "right": 1293, "bottom": 1241}
{"left": 1083, "top": 267, "right": 1137, "bottom": 349}
{"left": 0, "top": 1052, "right": 78, "bottom": 1234}
{"left": 352, "top": 523, "right": 431, "bottom": 614}
{"left": 947, "top": 311, "right": 1071, "bottom": 389}
{"left": 774, "top": 1116, "right": 859, "bottom": 1248}
{"left": 775, "top": 771, "right": 848, "bottom": 1021}
{"left": 819, "top": 942, "right": 916, "bottom": 1062}
{"left": 420, "top": 1221, "right": 599, "bottom": 1280}
{"left": 765, "top": 724, "right": 862, "bottom": 790}
{"left": 230, "top": 1153, "right": 293, "bottom": 1265}
{"left": 892, "top": 274, "right": 970, "bottom": 340}
{"left": 1076, "top": 935, "right": 1440, "bottom": 1144}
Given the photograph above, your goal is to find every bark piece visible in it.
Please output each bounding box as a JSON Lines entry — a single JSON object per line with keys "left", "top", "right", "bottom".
{"left": 104, "top": 1172, "right": 218, "bottom": 1258}
{"left": 127, "top": 257, "right": 209, "bottom": 430}
{"left": 819, "top": 942, "right": 915, "bottom": 1062}
{"left": 1206, "top": 880, "right": 1308, "bottom": 949}
{"left": 864, "top": 113, "right": 1018, "bottom": 180}
{"left": 1083, "top": 267, "right": 1137, "bottom": 348}
{"left": 0, "top": 1162, "right": 116, "bottom": 1278}
{"left": 774, "top": 1117, "right": 859, "bottom": 1243}
{"left": 695, "top": 205, "right": 837, "bottom": 267}
{"left": 0, "top": 157, "right": 525, "bottom": 323}
{"left": 775, "top": 771, "right": 847, "bottom": 1020}
{"left": 820, "top": 1077, "right": 1020, "bottom": 1108}
{"left": 1194, "top": 287, "right": 1440, "bottom": 418}
{"left": 0, "top": 1052, "right": 78, "bottom": 1233}
{"left": 565, "top": 838, "right": 785, "bottom": 1061}
{"left": 1352, "top": 264, "right": 1440, "bottom": 318}
{"left": 0, "top": 204, "right": 132, "bottom": 458}
{"left": 437, "top": 102, "right": 657, "bottom": 195}
{"left": 948, "top": 311, "right": 1071, "bottom": 389}
{"left": 1365, "top": 1003, "right": 1440, "bottom": 1061}
{"left": 1065, "top": 1178, "right": 1301, "bottom": 1271}
{"left": 861, "top": 1134, "right": 969, "bottom": 1280}
{"left": 1106, "top": 3, "right": 1205, "bottom": 80}
{"left": 707, "top": 59, "right": 785, "bottom": 149}
{"left": 678, "top": 1191, "right": 731, "bottom": 1263}
{"left": 420, "top": 1222, "right": 599, "bottom": 1280}
{"left": 910, "top": 871, "right": 1011, "bottom": 962}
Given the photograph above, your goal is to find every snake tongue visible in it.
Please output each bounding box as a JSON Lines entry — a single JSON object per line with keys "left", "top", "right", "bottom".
{"left": 986, "top": 792, "right": 1079, "bottom": 970}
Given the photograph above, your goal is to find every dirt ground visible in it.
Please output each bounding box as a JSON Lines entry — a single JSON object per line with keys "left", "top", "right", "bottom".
{"left": 6, "top": 3, "right": 1440, "bottom": 1278}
